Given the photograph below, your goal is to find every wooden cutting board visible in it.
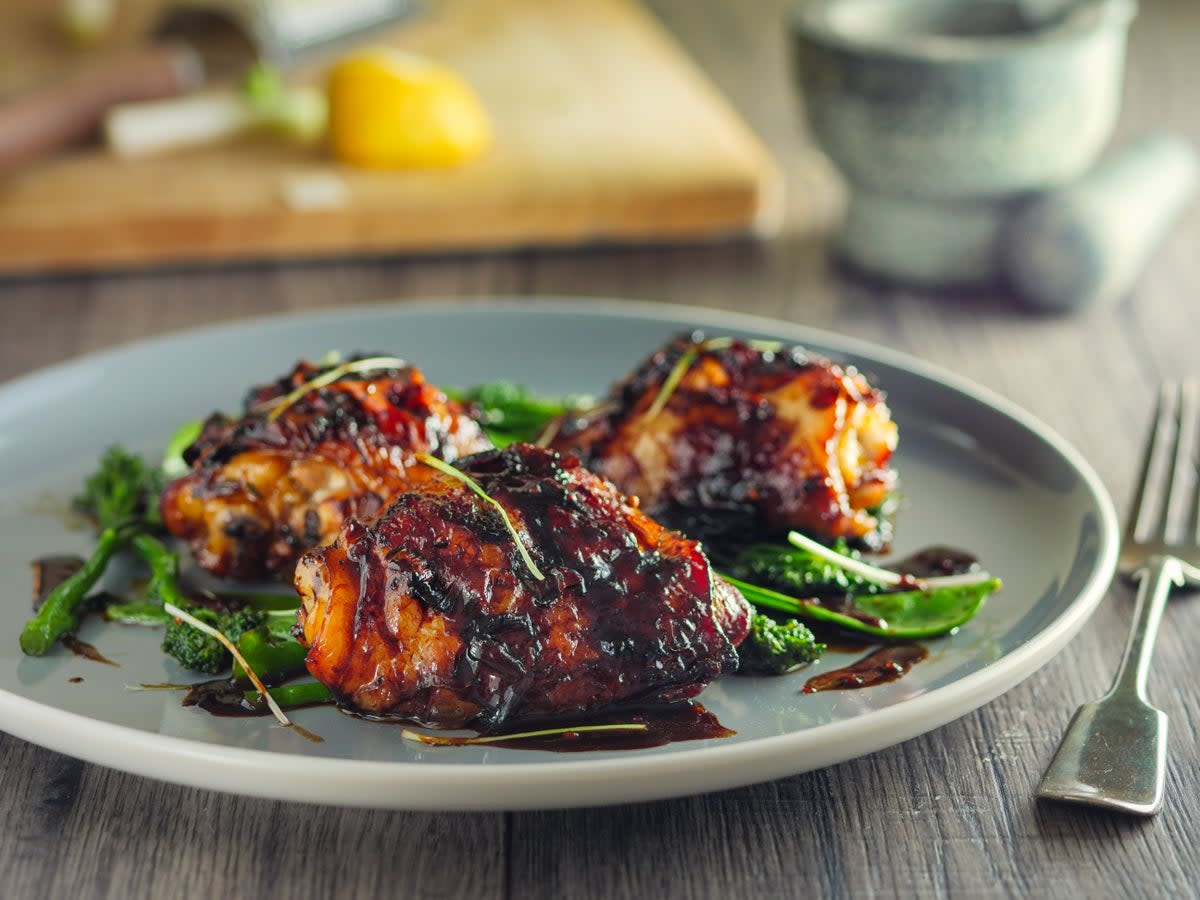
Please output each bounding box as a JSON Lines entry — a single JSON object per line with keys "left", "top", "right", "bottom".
{"left": 0, "top": 0, "right": 783, "bottom": 273}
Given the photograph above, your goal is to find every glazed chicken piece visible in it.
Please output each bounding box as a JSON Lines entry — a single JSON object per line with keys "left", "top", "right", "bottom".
{"left": 161, "top": 357, "right": 491, "bottom": 580}
{"left": 295, "top": 444, "right": 751, "bottom": 729}
{"left": 550, "top": 334, "right": 898, "bottom": 548}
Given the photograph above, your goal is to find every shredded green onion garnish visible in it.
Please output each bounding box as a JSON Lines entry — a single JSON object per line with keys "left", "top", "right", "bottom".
{"left": 126, "top": 682, "right": 193, "bottom": 691}
{"left": 644, "top": 336, "right": 786, "bottom": 418}
{"left": 163, "top": 602, "right": 291, "bottom": 727}
{"left": 415, "top": 453, "right": 546, "bottom": 581}
{"left": 261, "top": 355, "right": 408, "bottom": 421}
{"left": 645, "top": 346, "right": 698, "bottom": 418}
{"left": 401, "top": 722, "right": 648, "bottom": 746}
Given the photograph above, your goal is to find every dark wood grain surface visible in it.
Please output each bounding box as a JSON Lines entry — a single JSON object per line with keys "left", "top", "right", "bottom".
{"left": 2, "top": 1, "right": 1198, "bottom": 897}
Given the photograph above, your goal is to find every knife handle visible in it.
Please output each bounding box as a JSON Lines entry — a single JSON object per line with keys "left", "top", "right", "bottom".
{"left": 0, "top": 42, "right": 204, "bottom": 178}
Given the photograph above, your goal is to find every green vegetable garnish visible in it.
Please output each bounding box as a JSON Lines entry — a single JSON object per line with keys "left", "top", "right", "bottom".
{"left": 724, "top": 540, "right": 875, "bottom": 596}
{"left": 231, "top": 617, "right": 309, "bottom": 685}
{"left": 723, "top": 531, "right": 999, "bottom": 640}
{"left": 726, "top": 576, "right": 1000, "bottom": 641}
{"left": 19, "top": 447, "right": 164, "bottom": 656}
{"left": 75, "top": 445, "right": 163, "bottom": 532}
{"left": 164, "top": 601, "right": 293, "bottom": 727}
{"left": 737, "top": 613, "right": 825, "bottom": 675}
{"left": 444, "top": 381, "right": 592, "bottom": 446}
{"left": 245, "top": 680, "right": 333, "bottom": 710}
{"left": 105, "top": 600, "right": 173, "bottom": 626}
{"left": 161, "top": 606, "right": 267, "bottom": 675}
{"left": 161, "top": 419, "right": 203, "bottom": 479}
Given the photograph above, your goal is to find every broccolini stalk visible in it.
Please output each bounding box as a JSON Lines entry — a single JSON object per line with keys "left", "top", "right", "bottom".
{"left": 232, "top": 623, "right": 309, "bottom": 686}
{"left": 131, "top": 533, "right": 188, "bottom": 609}
{"left": 20, "top": 525, "right": 132, "bottom": 655}
{"left": 105, "top": 600, "right": 173, "bottom": 626}
{"left": 20, "top": 447, "right": 162, "bottom": 656}
{"left": 246, "top": 680, "right": 333, "bottom": 710}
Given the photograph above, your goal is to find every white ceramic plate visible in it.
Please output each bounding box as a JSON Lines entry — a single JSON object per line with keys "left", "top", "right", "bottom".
{"left": 0, "top": 300, "right": 1118, "bottom": 810}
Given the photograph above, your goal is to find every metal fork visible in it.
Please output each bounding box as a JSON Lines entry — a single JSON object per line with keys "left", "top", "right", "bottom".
{"left": 1037, "top": 380, "right": 1200, "bottom": 815}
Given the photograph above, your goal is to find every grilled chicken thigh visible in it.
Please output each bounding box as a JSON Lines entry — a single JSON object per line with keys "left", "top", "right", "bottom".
{"left": 550, "top": 335, "right": 898, "bottom": 547}
{"left": 161, "top": 357, "right": 491, "bottom": 579}
{"left": 295, "top": 444, "right": 751, "bottom": 729}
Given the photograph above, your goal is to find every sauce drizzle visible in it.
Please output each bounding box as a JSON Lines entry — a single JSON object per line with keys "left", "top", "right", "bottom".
{"left": 30, "top": 554, "right": 85, "bottom": 609}
{"left": 802, "top": 644, "right": 928, "bottom": 694}
{"left": 62, "top": 635, "right": 118, "bottom": 667}
{"left": 459, "top": 702, "right": 733, "bottom": 753}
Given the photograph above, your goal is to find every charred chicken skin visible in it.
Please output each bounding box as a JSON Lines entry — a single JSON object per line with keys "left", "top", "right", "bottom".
{"left": 161, "top": 357, "right": 491, "bottom": 580}
{"left": 294, "top": 444, "right": 751, "bottom": 729}
{"left": 550, "top": 334, "right": 898, "bottom": 547}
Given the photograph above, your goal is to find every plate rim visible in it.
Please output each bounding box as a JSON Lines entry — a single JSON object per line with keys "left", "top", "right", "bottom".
{"left": 0, "top": 297, "right": 1121, "bottom": 809}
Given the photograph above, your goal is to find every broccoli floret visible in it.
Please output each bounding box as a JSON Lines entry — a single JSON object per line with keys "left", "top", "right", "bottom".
{"left": 161, "top": 607, "right": 266, "bottom": 675}
{"left": 737, "top": 613, "right": 825, "bottom": 676}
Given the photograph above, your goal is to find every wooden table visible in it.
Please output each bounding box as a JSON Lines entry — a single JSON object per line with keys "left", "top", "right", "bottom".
{"left": 2, "top": 1, "right": 1197, "bottom": 896}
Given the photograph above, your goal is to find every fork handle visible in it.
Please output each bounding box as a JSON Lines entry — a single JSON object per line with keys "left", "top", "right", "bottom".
{"left": 1110, "top": 556, "right": 1185, "bottom": 700}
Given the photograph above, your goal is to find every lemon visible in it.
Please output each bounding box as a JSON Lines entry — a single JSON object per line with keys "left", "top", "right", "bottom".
{"left": 327, "top": 49, "right": 492, "bottom": 169}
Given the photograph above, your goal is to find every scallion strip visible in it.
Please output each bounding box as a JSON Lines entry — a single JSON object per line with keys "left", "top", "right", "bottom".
{"left": 401, "top": 722, "right": 647, "bottom": 746}
{"left": 261, "top": 355, "right": 408, "bottom": 421}
{"left": 415, "top": 453, "right": 545, "bottom": 581}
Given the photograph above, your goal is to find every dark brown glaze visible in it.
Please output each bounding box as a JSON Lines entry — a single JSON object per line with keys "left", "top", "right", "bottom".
{"left": 798, "top": 597, "right": 885, "bottom": 629}
{"left": 68, "top": 676, "right": 84, "bottom": 684}
{"left": 31, "top": 554, "right": 84, "bottom": 609}
{"left": 160, "top": 356, "right": 491, "bottom": 580}
{"left": 409, "top": 701, "right": 734, "bottom": 752}
{"left": 550, "top": 334, "right": 898, "bottom": 548}
{"left": 802, "top": 644, "right": 928, "bottom": 693}
{"left": 61, "top": 635, "right": 117, "bottom": 666}
{"left": 889, "top": 546, "right": 981, "bottom": 579}
{"left": 295, "top": 444, "right": 751, "bottom": 730}
{"left": 183, "top": 678, "right": 263, "bottom": 715}
{"left": 181, "top": 680, "right": 326, "bottom": 743}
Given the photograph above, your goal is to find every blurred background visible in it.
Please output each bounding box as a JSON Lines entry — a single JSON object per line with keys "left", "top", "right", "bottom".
{"left": 0, "top": 0, "right": 1194, "bottom": 320}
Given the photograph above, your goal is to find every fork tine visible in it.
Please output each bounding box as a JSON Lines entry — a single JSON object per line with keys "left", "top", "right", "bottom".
{"left": 1154, "top": 380, "right": 1200, "bottom": 545}
{"left": 1127, "top": 383, "right": 1173, "bottom": 543}
{"left": 1180, "top": 378, "right": 1200, "bottom": 543}
{"left": 1162, "top": 380, "right": 1199, "bottom": 544}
